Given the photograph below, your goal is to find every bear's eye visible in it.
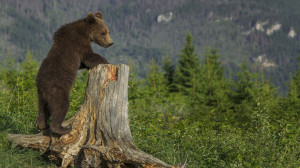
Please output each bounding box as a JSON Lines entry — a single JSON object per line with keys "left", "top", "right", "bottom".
{"left": 101, "top": 32, "right": 106, "bottom": 36}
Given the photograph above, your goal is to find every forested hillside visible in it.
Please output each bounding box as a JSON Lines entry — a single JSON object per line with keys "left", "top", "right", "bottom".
{"left": 0, "top": 33, "right": 300, "bottom": 167}
{"left": 1, "top": 0, "right": 300, "bottom": 93}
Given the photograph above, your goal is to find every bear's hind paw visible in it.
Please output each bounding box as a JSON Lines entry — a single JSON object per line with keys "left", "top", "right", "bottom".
{"left": 37, "top": 121, "right": 49, "bottom": 130}
{"left": 50, "top": 124, "right": 72, "bottom": 135}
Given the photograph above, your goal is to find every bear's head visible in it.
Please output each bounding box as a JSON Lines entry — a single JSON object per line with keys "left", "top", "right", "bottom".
{"left": 85, "top": 12, "right": 113, "bottom": 48}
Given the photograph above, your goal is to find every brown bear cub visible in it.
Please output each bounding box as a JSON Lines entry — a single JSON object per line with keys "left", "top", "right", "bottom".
{"left": 36, "top": 12, "right": 113, "bottom": 135}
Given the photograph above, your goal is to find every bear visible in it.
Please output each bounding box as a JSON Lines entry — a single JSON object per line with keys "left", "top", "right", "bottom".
{"left": 36, "top": 11, "right": 113, "bottom": 135}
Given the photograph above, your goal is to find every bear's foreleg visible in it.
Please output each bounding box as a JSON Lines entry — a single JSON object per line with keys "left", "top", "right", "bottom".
{"left": 79, "top": 63, "right": 88, "bottom": 69}
{"left": 81, "top": 53, "right": 109, "bottom": 69}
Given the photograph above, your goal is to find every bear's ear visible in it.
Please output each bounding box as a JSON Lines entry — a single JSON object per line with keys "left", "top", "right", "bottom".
{"left": 95, "top": 12, "right": 103, "bottom": 20}
{"left": 85, "top": 12, "right": 96, "bottom": 24}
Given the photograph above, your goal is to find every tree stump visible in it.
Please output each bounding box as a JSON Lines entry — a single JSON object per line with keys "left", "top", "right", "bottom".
{"left": 8, "top": 64, "right": 186, "bottom": 168}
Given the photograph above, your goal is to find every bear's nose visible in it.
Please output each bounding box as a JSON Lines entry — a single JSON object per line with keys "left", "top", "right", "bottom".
{"left": 108, "top": 42, "right": 114, "bottom": 47}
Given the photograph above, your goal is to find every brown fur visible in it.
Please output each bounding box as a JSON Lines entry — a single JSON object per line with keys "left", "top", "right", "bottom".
{"left": 36, "top": 12, "right": 113, "bottom": 135}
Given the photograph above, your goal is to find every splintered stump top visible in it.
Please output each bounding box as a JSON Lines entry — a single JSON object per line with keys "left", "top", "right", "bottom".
{"left": 8, "top": 64, "right": 184, "bottom": 168}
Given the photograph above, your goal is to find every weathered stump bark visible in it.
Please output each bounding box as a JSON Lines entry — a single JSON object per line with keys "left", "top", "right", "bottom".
{"left": 8, "top": 64, "right": 185, "bottom": 168}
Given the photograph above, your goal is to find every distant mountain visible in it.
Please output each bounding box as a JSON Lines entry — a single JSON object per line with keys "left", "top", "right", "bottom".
{"left": 1, "top": 0, "right": 299, "bottom": 93}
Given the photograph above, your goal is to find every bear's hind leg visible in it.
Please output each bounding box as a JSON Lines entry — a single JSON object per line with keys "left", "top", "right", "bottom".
{"left": 36, "top": 91, "right": 50, "bottom": 130}
{"left": 48, "top": 92, "right": 72, "bottom": 135}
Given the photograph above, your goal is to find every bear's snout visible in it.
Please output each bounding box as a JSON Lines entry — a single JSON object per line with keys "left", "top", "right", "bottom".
{"left": 108, "top": 42, "right": 114, "bottom": 47}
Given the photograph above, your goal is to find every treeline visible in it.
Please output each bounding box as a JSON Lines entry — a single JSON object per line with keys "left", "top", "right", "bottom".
{"left": 129, "top": 31, "right": 300, "bottom": 129}
{"left": 0, "top": 33, "right": 300, "bottom": 167}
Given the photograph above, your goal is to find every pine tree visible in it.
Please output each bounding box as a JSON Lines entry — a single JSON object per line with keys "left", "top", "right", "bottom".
{"left": 256, "top": 65, "right": 278, "bottom": 104}
{"left": 287, "top": 57, "right": 300, "bottom": 120}
{"left": 198, "top": 49, "right": 228, "bottom": 107}
{"left": 128, "top": 57, "right": 143, "bottom": 101}
{"left": 288, "top": 73, "right": 298, "bottom": 103}
{"left": 20, "top": 49, "right": 39, "bottom": 91}
{"left": 231, "top": 61, "right": 258, "bottom": 126}
{"left": 145, "top": 59, "right": 167, "bottom": 98}
{"left": 232, "top": 60, "right": 257, "bottom": 104}
{"left": 162, "top": 56, "right": 176, "bottom": 92}
{"left": 194, "top": 49, "right": 232, "bottom": 122}
{"left": 293, "top": 56, "right": 300, "bottom": 98}
{"left": 174, "top": 31, "right": 199, "bottom": 95}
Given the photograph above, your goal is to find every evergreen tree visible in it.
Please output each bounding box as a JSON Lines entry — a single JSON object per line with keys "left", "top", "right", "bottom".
{"left": 293, "top": 56, "right": 300, "bottom": 98}
{"left": 128, "top": 57, "right": 143, "bottom": 101}
{"left": 287, "top": 57, "right": 300, "bottom": 122}
{"left": 191, "top": 49, "right": 233, "bottom": 122}
{"left": 231, "top": 61, "right": 259, "bottom": 126}
{"left": 1, "top": 53, "right": 18, "bottom": 89}
{"left": 145, "top": 59, "right": 167, "bottom": 98}
{"left": 256, "top": 65, "right": 278, "bottom": 107}
{"left": 232, "top": 61, "right": 257, "bottom": 103}
{"left": 19, "top": 49, "right": 39, "bottom": 91}
{"left": 198, "top": 49, "right": 228, "bottom": 107}
{"left": 288, "top": 73, "right": 298, "bottom": 104}
{"left": 162, "top": 56, "right": 176, "bottom": 92}
{"left": 174, "top": 31, "right": 199, "bottom": 95}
